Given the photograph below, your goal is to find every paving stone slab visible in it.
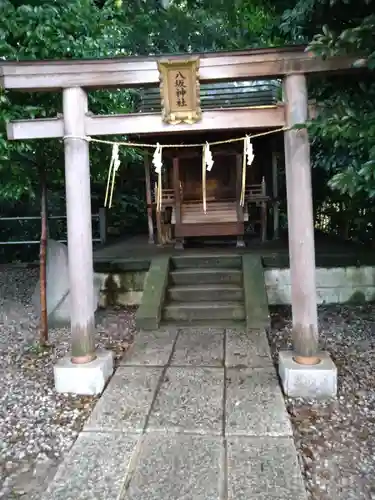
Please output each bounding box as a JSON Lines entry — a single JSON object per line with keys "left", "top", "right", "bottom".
{"left": 41, "top": 432, "right": 139, "bottom": 500}
{"left": 147, "top": 367, "right": 224, "bottom": 434}
{"left": 227, "top": 436, "right": 307, "bottom": 500}
{"left": 120, "top": 328, "right": 178, "bottom": 366}
{"left": 226, "top": 329, "right": 274, "bottom": 368}
{"left": 170, "top": 328, "right": 224, "bottom": 366}
{"left": 84, "top": 367, "right": 162, "bottom": 432}
{"left": 226, "top": 368, "right": 292, "bottom": 436}
{"left": 125, "top": 433, "right": 224, "bottom": 500}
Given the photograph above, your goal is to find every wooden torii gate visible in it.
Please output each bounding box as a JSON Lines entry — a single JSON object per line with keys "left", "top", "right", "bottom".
{"left": 0, "top": 46, "right": 356, "bottom": 388}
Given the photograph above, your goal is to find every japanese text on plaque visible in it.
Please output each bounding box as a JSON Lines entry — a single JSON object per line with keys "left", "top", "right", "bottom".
{"left": 174, "top": 71, "right": 187, "bottom": 108}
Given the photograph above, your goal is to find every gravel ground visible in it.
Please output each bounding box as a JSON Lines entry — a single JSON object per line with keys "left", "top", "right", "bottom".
{"left": 270, "top": 304, "right": 375, "bottom": 500}
{"left": 0, "top": 265, "right": 136, "bottom": 499}
{"left": 2, "top": 264, "right": 375, "bottom": 500}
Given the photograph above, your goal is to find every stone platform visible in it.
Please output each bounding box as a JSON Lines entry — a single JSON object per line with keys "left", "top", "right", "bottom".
{"left": 41, "top": 327, "right": 307, "bottom": 499}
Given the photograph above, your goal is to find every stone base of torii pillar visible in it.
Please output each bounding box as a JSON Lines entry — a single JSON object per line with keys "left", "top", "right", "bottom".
{"left": 54, "top": 350, "right": 114, "bottom": 396}
{"left": 278, "top": 351, "right": 337, "bottom": 399}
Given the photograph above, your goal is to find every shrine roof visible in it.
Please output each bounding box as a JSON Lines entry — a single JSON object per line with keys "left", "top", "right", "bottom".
{"left": 134, "top": 79, "right": 281, "bottom": 113}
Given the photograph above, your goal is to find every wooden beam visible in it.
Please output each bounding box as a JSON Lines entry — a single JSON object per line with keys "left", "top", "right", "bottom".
{"left": 63, "top": 87, "right": 96, "bottom": 363}
{"left": 284, "top": 74, "right": 318, "bottom": 360}
{"left": 6, "top": 106, "right": 286, "bottom": 141}
{"left": 0, "top": 46, "right": 306, "bottom": 91}
{"left": 175, "top": 221, "right": 244, "bottom": 238}
{"left": 1, "top": 45, "right": 307, "bottom": 77}
{"left": 87, "top": 107, "right": 285, "bottom": 136}
{"left": 6, "top": 116, "right": 64, "bottom": 140}
{"left": 0, "top": 46, "right": 358, "bottom": 91}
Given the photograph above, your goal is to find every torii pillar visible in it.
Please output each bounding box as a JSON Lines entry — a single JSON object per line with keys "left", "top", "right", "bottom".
{"left": 54, "top": 87, "right": 114, "bottom": 395}
{"left": 278, "top": 74, "right": 337, "bottom": 398}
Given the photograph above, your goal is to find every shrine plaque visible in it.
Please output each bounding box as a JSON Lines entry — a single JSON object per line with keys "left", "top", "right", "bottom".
{"left": 157, "top": 57, "right": 202, "bottom": 125}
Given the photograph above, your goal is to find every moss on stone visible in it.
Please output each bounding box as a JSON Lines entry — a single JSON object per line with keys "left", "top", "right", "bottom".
{"left": 119, "top": 271, "right": 146, "bottom": 291}
{"left": 242, "top": 254, "right": 270, "bottom": 329}
{"left": 346, "top": 290, "right": 367, "bottom": 304}
{"left": 136, "top": 255, "right": 170, "bottom": 330}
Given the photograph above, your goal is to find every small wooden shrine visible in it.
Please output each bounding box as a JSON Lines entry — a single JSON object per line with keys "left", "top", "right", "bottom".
{"left": 143, "top": 136, "right": 272, "bottom": 248}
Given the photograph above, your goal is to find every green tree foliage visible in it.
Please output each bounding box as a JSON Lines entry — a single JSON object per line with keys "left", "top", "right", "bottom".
{"left": 0, "top": 0, "right": 134, "bottom": 202}
{"left": 0, "top": 0, "right": 277, "bottom": 203}
{"left": 280, "top": 0, "right": 375, "bottom": 200}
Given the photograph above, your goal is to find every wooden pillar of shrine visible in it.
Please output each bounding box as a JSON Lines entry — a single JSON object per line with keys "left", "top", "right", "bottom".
{"left": 284, "top": 74, "right": 319, "bottom": 363}
{"left": 173, "top": 156, "right": 184, "bottom": 249}
{"left": 260, "top": 176, "right": 267, "bottom": 242}
{"left": 63, "top": 87, "right": 96, "bottom": 363}
{"left": 143, "top": 152, "right": 155, "bottom": 244}
{"left": 272, "top": 151, "right": 280, "bottom": 240}
{"left": 235, "top": 153, "right": 245, "bottom": 248}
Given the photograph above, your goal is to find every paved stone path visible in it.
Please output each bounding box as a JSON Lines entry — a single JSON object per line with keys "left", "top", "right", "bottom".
{"left": 42, "top": 328, "right": 307, "bottom": 499}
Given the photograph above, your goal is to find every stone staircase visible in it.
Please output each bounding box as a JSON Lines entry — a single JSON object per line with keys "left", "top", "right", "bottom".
{"left": 162, "top": 254, "right": 246, "bottom": 326}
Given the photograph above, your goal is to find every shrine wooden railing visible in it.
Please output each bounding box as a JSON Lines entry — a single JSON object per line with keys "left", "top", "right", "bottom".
{"left": 244, "top": 181, "right": 269, "bottom": 242}
{"left": 245, "top": 180, "right": 269, "bottom": 203}
{"left": 152, "top": 189, "right": 175, "bottom": 208}
{"left": 152, "top": 183, "right": 270, "bottom": 210}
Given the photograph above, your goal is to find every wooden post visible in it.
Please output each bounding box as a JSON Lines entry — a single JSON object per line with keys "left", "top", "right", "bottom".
{"left": 284, "top": 74, "right": 319, "bottom": 363}
{"left": 143, "top": 152, "right": 154, "bottom": 244}
{"left": 236, "top": 153, "right": 245, "bottom": 248}
{"left": 173, "top": 156, "right": 183, "bottom": 249}
{"left": 38, "top": 164, "right": 48, "bottom": 346}
{"left": 155, "top": 207, "right": 163, "bottom": 245}
{"left": 63, "top": 87, "right": 96, "bottom": 364}
{"left": 98, "top": 207, "right": 107, "bottom": 244}
{"left": 260, "top": 176, "right": 267, "bottom": 242}
{"left": 272, "top": 151, "right": 280, "bottom": 239}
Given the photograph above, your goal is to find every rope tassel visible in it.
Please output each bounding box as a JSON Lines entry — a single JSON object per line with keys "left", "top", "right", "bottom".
{"left": 202, "top": 142, "right": 214, "bottom": 213}
{"left": 104, "top": 143, "right": 121, "bottom": 208}
{"left": 240, "top": 136, "right": 255, "bottom": 207}
{"left": 152, "top": 143, "right": 163, "bottom": 212}
{"left": 204, "top": 142, "right": 214, "bottom": 172}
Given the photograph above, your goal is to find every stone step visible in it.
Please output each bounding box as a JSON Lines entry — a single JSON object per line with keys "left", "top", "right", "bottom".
{"left": 170, "top": 268, "right": 242, "bottom": 286}
{"left": 163, "top": 301, "right": 246, "bottom": 322}
{"left": 167, "top": 284, "right": 243, "bottom": 302}
{"left": 160, "top": 320, "right": 246, "bottom": 329}
{"left": 171, "top": 254, "right": 242, "bottom": 270}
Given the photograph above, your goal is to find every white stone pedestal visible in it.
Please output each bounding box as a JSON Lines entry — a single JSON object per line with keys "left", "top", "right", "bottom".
{"left": 54, "top": 350, "right": 114, "bottom": 395}
{"left": 278, "top": 351, "right": 337, "bottom": 399}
